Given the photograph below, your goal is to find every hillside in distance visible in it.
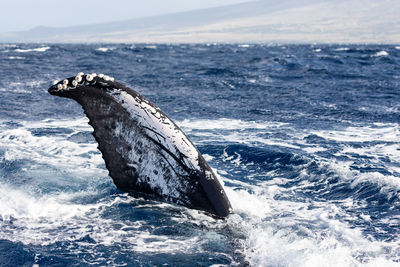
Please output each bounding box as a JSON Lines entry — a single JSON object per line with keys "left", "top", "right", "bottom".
{"left": 1, "top": 0, "right": 399, "bottom": 43}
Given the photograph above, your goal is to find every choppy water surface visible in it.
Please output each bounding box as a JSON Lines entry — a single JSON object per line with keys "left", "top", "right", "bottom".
{"left": 0, "top": 43, "right": 399, "bottom": 266}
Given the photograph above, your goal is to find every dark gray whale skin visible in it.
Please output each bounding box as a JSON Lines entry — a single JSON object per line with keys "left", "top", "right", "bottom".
{"left": 48, "top": 74, "right": 232, "bottom": 218}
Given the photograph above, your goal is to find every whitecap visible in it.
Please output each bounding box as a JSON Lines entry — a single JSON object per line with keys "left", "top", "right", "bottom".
{"left": 96, "top": 47, "right": 116, "bottom": 52}
{"left": 0, "top": 118, "right": 104, "bottom": 176}
{"left": 395, "top": 46, "right": 400, "bottom": 50}
{"left": 302, "top": 146, "right": 327, "bottom": 153}
{"left": 310, "top": 123, "right": 400, "bottom": 143}
{"left": 202, "top": 154, "right": 214, "bottom": 161}
{"left": 221, "top": 80, "right": 235, "bottom": 89}
{"left": 178, "top": 118, "right": 286, "bottom": 131}
{"left": 374, "top": 51, "right": 388, "bottom": 57}
{"left": 0, "top": 88, "right": 31, "bottom": 93}
{"left": 14, "top": 46, "right": 50, "bottom": 53}
{"left": 178, "top": 118, "right": 299, "bottom": 149}
{"left": 334, "top": 47, "right": 350, "bottom": 51}
{"left": 0, "top": 179, "right": 226, "bottom": 257}
{"left": 8, "top": 56, "right": 24, "bottom": 60}
{"left": 224, "top": 178, "right": 400, "bottom": 267}
{"left": 238, "top": 44, "right": 250, "bottom": 48}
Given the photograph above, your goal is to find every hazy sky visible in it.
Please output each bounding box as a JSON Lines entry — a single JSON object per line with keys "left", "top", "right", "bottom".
{"left": 0, "top": 0, "right": 253, "bottom": 33}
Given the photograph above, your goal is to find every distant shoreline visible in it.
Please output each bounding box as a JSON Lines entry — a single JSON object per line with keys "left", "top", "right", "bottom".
{"left": 1, "top": 0, "right": 399, "bottom": 44}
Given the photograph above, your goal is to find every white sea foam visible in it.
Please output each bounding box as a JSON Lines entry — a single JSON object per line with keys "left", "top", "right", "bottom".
{"left": 247, "top": 76, "right": 272, "bottom": 84}
{"left": 0, "top": 182, "right": 207, "bottom": 254}
{"left": 310, "top": 123, "right": 400, "bottom": 143}
{"left": 0, "top": 118, "right": 224, "bottom": 256}
{"left": 0, "top": 118, "right": 104, "bottom": 176}
{"left": 96, "top": 47, "right": 116, "bottom": 52}
{"left": 342, "top": 143, "right": 400, "bottom": 164}
{"left": 182, "top": 118, "right": 400, "bottom": 198}
{"left": 395, "top": 46, "right": 400, "bottom": 50}
{"left": 178, "top": 118, "right": 286, "bottom": 131}
{"left": 0, "top": 88, "right": 31, "bottom": 93}
{"left": 302, "top": 146, "right": 327, "bottom": 153}
{"left": 224, "top": 181, "right": 400, "bottom": 267}
{"left": 374, "top": 50, "right": 388, "bottom": 57}
{"left": 179, "top": 119, "right": 299, "bottom": 149}
{"left": 334, "top": 47, "right": 350, "bottom": 51}
{"left": 14, "top": 46, "right": 50, "bottom": 53}
{"left": 8, "top": 56, "right": 24, "bottom": 60}
{"left": 179, "top": 120, "right": 400, "bottom": 166}
{"left": 238, "top": 44, "right": 250, "bottom": 48}
{"left": 22, "top": 117, "right": 92, "bottom": 130}
{"left": 299, "top": 123, "right": 400, "bottom": 190}
{"left": 0, "top": 117, "right": 399, "bottom": 265}
{"left": 0, "top": 181, "right": 228, "bottom": 260}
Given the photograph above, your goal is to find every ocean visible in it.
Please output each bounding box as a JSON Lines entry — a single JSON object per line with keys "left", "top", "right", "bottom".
{"left": 0, "top": 43, "right": 399, "bottom": 266}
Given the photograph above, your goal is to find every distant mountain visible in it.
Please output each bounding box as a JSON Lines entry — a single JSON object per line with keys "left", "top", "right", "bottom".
{"left": 1, "top": 0, "right": 399, "bottom": 43}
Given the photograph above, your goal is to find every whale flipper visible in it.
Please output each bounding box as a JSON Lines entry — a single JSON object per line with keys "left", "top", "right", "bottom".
{"left": 48, "top": 73, "right": 232, "bottom": 217}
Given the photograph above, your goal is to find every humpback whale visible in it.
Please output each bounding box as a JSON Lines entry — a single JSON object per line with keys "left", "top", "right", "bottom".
{"left": 48, "top": 73, "right": 232, "bottom": 217}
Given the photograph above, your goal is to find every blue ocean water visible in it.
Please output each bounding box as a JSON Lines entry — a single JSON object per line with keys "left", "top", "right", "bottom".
{"left": 0, "top": 43, "right": 399, "bottom": 266}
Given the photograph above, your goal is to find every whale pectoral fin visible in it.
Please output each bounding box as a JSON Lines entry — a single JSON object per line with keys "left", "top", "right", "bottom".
{"left": 79, "top": 91, "right": 141, "bottom": 191}
{"left": 48, "top": 74, "right": 233, "bottom": 217}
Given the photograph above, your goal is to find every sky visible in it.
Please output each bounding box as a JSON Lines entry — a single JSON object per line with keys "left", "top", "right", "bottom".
{"left": 0, "top": 0, "right": 253, "bottom": 33}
